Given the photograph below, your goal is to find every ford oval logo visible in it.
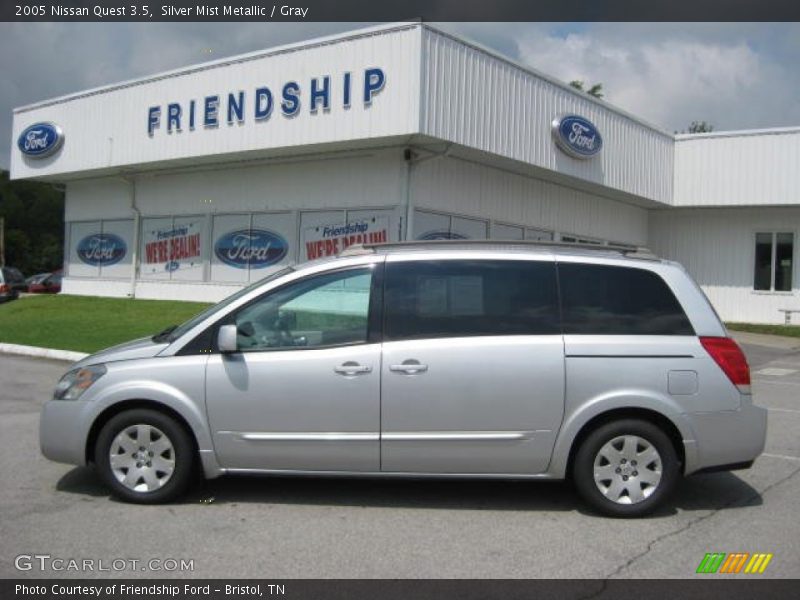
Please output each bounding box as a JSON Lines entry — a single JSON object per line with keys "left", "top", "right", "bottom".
{"left": 417, "top": 230, "right": 470, "bottom": 241}
{"left": 17, "top": 122, "right": 65, "bottom": 158}
{"left": 76, "top": 233, "right": 127, "bottom": 266}
{"left": 551, "top": 115, "right": 602, "bottom": 159}
{"left": 214, "top": 228, "right": 288, "bottom": 269}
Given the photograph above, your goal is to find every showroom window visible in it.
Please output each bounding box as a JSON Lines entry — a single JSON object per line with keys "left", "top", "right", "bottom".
{"left": 490, "top": 223, "right": 554, "bottom": 242}
{"left": 67, "top": 220, "right": 134, "bottom": 279}
{"left": 300, "top": 209, "right": 394, "bottom": 262}
{"left": 211, "top": 212, "right": 295, "bottom": 284}
{"left": 413, "top": 209, "right": 488, "bottom": 240}
{"left": 140, "top": 215, "right": 206, "bottom": 282}
{"left": 754, "top": 232, "right": 794, "bottom": 292}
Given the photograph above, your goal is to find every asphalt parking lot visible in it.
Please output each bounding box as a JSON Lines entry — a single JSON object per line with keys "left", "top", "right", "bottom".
{"left": 1, "top": 338, "right": 798, "bottom": 579}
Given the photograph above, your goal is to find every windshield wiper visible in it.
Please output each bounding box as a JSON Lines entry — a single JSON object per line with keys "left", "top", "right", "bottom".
{"left": 152, "top": 324, "right": 178, "bottom": 343}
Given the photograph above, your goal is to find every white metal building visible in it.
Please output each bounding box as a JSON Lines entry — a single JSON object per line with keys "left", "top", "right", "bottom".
{"left": 9, "top": 22, "right": 800, "bottom": 324}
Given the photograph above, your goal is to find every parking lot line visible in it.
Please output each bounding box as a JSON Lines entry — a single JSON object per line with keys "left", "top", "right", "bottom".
{"left": 761, "top": 453, "right": 800, "bottom": 462}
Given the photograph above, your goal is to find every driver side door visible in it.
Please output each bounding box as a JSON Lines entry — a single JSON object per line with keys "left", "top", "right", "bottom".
{"left": 205, "top": 264, "right": 382, "bottom": 472}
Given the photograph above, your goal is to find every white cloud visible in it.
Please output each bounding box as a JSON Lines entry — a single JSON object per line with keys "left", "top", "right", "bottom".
{"left": 510, "top": 24, "right": 800, "bottom": 132}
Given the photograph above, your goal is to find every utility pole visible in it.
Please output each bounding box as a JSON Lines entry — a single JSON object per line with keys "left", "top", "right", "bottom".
{"left": 0, "top": 216, "right": 5, "bottom": 267}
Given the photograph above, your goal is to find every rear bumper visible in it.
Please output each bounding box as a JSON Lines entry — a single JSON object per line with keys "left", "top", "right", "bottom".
{"left": 683, "top": 402, "right": 767, "bottom": 475}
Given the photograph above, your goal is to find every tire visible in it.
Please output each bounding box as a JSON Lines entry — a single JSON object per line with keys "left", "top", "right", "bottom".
{"left": 573, "top": 419, "right": 680, "bottom": 517}
{"left": 95, "top": 408, "right": 195, "bottom": 504}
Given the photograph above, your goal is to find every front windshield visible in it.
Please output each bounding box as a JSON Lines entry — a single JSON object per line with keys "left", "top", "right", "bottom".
{"left": 157, "top": 266, "right": 294, "bottom": 343}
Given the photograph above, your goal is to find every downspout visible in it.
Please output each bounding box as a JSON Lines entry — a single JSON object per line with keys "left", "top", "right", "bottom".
{"left": 403, "top": 144, "right": 453, "bottom": 240}
{"left": 121, "top": 175, "right": 139, "bottom": 298}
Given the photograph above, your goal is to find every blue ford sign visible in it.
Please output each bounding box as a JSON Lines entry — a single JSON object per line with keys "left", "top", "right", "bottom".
{"left": 551, "top": 115, "right": 602, "bottom": 159}
{"left": 76, "top": 233, "right": 127, "bottom": 266}
{"left": 214, "top": 229, "right": 288, "bottom": 269}
{"left": 17, "top": 122, "right": 65, "bottom": 158}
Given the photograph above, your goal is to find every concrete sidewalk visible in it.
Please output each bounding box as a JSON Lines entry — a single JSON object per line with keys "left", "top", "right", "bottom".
{"left": 729, "top": 330, "right": 800, "bottom": 350}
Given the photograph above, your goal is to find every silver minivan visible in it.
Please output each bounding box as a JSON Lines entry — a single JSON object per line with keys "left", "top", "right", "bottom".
{"left": 40, "top": 241, "right": 767, "bottom": 517}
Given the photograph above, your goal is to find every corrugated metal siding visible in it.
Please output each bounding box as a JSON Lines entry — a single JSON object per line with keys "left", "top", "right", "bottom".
{"left": 11, "top": 26, "right": 422, "bottom": 179}
{"left": 420, "top": 28, "right": 674, "bottom": 205}
{"left": 412, "top": 156, "right": 648, "bottom": 245}
{"left": 674, "top": 130, "right": 800, "bottom": 206}
{"left": 65, "top": 149, "right": 407, "bottom": 222}
{"left": 649, "top": 207, "right": 800, "bottom": 323}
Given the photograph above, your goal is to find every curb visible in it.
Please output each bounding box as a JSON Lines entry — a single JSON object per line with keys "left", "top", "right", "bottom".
{"left": 0, "top": 343, "right": 89, "bottom": 363}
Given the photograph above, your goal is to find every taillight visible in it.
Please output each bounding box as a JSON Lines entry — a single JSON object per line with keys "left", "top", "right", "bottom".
{"left": 0, "top": 284, "right": 8, "bottom": 294}
{"left": 700, "top": 336, "right": 751, "bottom": 392}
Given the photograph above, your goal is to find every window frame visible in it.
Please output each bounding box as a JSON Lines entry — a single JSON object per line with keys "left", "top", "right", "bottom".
{"left": 185, "top": 263, "right": 384, "bottom": 355}
{"left": 753, "top": 231, "right": 795, "bottom": 293}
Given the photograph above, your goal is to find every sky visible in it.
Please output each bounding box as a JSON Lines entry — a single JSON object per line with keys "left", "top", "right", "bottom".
{"left": 1, "top": 21, "right": 799, "bottom": 170}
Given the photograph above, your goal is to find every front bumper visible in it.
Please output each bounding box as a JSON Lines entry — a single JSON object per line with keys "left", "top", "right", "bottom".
{"left": 40, "top": 399, "right": 93, "bottom": 466}
{"left": 684, "top": 401, "right": 768, "bottom": 475}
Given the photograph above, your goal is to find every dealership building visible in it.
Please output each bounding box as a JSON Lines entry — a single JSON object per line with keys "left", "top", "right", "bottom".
{"left": 9, "top": 22, "right": 800, "bottom": 323}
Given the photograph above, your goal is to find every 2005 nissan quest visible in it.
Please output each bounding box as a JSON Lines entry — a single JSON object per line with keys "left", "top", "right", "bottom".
{"left": 40, "top": 241, "right": 767, "bottom": 517}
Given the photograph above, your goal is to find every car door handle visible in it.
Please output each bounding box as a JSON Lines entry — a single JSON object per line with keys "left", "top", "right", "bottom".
{"left": 334, "top": 363, "right": 372, "bottom": 375}
{"left": 389, "top": 362, "right": 429, "bottom": 374}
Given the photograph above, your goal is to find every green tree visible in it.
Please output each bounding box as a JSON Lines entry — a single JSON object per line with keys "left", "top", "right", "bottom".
{"left": 569, "top": 80, "right": 604, "bottom": 99}
{"left": 0, "top": 170, "right": 65, "bottom": 274}
{"left": 687, "top": 121, "right": 714, "bottom": 133}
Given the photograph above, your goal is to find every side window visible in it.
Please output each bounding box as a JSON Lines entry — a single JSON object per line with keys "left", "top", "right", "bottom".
{"left": 233, "top": 267, "right": 374, "bottom": 351}
{"left": 754, "top": 232, "right": 794, "bottom": 292}
{"left": 384, "top": 260, "right": 559, "bottom": 341}
{"left": 559, "top": 263, "right": 694, "bottom": 335}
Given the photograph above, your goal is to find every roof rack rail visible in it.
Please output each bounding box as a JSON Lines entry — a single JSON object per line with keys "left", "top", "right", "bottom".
{"left": 338, "top": 239, "right": 658, "bottom": 259}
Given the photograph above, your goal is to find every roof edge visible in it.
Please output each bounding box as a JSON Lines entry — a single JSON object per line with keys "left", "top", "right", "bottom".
{"left": 676, "top": 126, "right": 800, "bottom": 141}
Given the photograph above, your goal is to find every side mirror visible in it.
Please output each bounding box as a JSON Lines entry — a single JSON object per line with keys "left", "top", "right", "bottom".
{"left": 217, "top": 324, "right": 239, "bottom": 353}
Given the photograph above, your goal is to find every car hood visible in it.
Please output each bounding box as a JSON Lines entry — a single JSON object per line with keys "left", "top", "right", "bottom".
{"left": 72, "top": 336, "right": 169, "bottom": 369}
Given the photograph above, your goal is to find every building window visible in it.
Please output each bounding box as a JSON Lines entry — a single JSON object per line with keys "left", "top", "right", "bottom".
{"left": 754, "top": 232, "right": 794, "bottom": 292}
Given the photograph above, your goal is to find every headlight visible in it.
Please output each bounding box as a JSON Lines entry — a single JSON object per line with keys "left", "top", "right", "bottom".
{"left": 53, "top": 365, "right": 107, "bottom": 401}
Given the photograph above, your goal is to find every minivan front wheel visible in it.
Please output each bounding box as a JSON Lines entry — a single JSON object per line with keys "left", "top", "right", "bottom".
{"left": 573, "top": 419, "right": 679, "bottom": 517}
{"left": 95, "top": 409, "right": 194, "bottom": 504}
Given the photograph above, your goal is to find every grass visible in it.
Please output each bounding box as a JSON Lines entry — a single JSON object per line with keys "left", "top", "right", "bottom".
{"left": 725, "top": 322, "right": 800, "bottom": 338}
{"left": 0, "top": 295, "right": 212, "bottom": 354}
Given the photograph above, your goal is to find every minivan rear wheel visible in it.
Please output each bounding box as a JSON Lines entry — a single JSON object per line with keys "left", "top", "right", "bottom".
{"left": 573, "top": 419, "right": 679, "bottom": 517}
{"left": 95, "top": 409, "right": 194, "bottom": 504}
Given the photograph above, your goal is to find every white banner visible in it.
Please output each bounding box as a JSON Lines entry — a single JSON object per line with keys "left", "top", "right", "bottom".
{"left": 141, "top": 217, "right": 204, "bottom": 279}
{"left": 302, "top": 217, "right": 389, "bottom": 261}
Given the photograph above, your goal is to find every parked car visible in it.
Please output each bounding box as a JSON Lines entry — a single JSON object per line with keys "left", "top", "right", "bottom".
{"left": 26, "top": 272, "right": 51, "bottom": 291}
{"left": 40, "top": 241, "right": 766, "bottom": 516}
{"left": 28, "top": 271, "right": 62, "bottom": 294}
{"left": 0, "top": 267, "right": 27, "bottom": 302}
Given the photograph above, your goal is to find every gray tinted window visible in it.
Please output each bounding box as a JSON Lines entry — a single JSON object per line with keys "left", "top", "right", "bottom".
{"left": 385, "top": 260, "right": 559, "bottom": 340}
{"left": 559, "top": 263, "right": 694, "bottom": 335}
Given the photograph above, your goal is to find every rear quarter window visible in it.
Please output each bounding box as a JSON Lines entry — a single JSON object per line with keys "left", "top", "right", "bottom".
{"left": 558, "top": 263, "right": 694, "bottom": 335}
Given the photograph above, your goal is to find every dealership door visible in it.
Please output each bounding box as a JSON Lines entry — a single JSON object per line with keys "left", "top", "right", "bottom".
{"left": 379, "top": 257, "right": 565, "bottom": 474}
{"left": 205, "top": 265, "right": 382, "bottom": 471}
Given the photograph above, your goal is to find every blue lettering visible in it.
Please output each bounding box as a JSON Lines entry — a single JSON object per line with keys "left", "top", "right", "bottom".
{"left": 147, "top": 106, "right": 161, "bottom": 136}
{"left": 281, "top": 82, "right": 300, "bottom": 116}
{"left": 227, "top": 91, "right": 245, "bottom": 124}
{"left": 167, "top": 103, "right": 182, "bottom": 132}
{"left": 204, "top": 95, "right": 219, "bottom": 127}
{"left": 363, "top": 68, "right": 385, "bottom": 104}
{"left": 310, "top": 76, "right": 330, "bottom": 112}
{"left": 343, "top": 72, "right": 351, "bottom": 108}
{"left": 189, "top": 100, "right": 196, "bottom": 130}
{"left": 254, "top": 87, "right": 273, "bottom": 120}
